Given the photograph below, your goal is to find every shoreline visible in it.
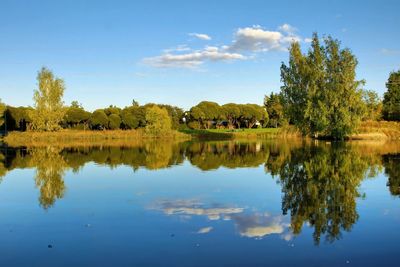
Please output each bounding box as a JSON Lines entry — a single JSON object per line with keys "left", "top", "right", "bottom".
{"left": 1, "top": 129, "right": 190, "bottom": 147}
{"left": 1, "top": 121, "right": 400, "bottom": 148}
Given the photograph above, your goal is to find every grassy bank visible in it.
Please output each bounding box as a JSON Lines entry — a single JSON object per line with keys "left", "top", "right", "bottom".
{"left": 2, "top": 127, "right": 299, "bottom": 147}
{"left": 351, "top": 121, "right": 400, "bottom": 140}
{"left": 3, "top": 121, "right": 399, "bottom": 147}
{"left": 181, "top": 121, "right": 400, "bottom": 141}
{"left": 180, "top": 127, "right": 300, "bottom": 140}
{"left": 3, "top": 129, "right": 190, "bottom": 147}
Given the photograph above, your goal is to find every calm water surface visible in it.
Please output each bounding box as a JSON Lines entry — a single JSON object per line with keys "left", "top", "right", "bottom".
{"left": 0, "top": 140, "right": 399, "bottom": 267}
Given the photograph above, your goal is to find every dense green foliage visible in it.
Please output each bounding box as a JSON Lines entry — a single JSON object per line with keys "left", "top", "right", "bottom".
{"left": 382, "top": 70, "right": 400, "bottom": 121}
{"left": 63, "top": 102, "right": 91, "bottom": 129}
{"left": 362, "top": 90, "right": 382, "bottom": 121}
{"left": 263, "top": 93, "right": 286, "bottom": 127}
{"left": 121, "top": 106, "right": 146, "bottom": 129}
{"left": 382, "top": 154, "right": 400, "bottom": 196}
{"left": 89, "top": 109, "right": 109, "bottom": 129}
{"left": 2, "top": 106, "right": 33, "bottom": 131}
{"left": 157, "top": 104, "right": 184, "bottom": 130}
{"left": 30, "top": 67, "right": 66, "bottom": 131}
{"left": 265, "top": 143, "right": 370, "bottom": 244}
{"left": 189, "top": 101, "right": 268, "bottom": 129}
{"left": 31, "top": 147, "right": 66, "bottom": 209}
{"left": 190, "top": 101, "right": 222, "bottom": 129}
{"left": 5, "top": 98, "right": 270, "bottom": 133}
{"left": 145, "top": 106, "right": 172, "bottom": 135}
{"left": 280, "top": 33, "right": 365, "bottom": 139}
{"left": 108, "top": 113, "right": 122, "bottom": 130}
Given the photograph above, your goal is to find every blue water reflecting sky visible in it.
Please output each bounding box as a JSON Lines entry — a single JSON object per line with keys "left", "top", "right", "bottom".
{"left": 0, "top": 142, "right": 399, "bottom": 267}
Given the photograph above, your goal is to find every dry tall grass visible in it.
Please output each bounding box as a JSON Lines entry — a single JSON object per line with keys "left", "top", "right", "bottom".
{"left": 3, "top": 129, "right": 190, "bottom": 147}
{"left": 352, "top": 121, "right": 400, "bottom": 140}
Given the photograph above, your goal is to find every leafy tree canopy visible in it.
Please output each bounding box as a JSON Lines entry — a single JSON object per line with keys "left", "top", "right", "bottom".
{"left": 145, "top": 106, "right": 172, "bottom": 135}
{"left": 382, "top": 70, "right": 400, "bottom": 121}
{"left": 362, "top": 90, "right": 382, "bottom": 121}
{"left": 30, "top": 67, "right": 66, "bottom": 131}
{"left": 264, "top": 93, "right": 286, "bottom": 128}
{"left": 121, "top": 106, "right": 146, "bottom": 129}
{"left": 108, "top": 113, "right": 122, "bottom": 130}
{"left": 90, "top": 109, "right": 108, "bottom": 129}
{"left": 280, "top": 33, "right": 365, "bottom": 139}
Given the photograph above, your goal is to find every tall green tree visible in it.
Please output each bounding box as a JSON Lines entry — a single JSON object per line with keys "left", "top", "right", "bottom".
{"left": 158, "top": 104, "right": 184, "bottom": 130}
{"left": 90, "top": 109, "right": 109, "bottom": 130}
{"left": 5, "top": 106, "right": 33, "bottom": 131}
{"left": 239, "top": 104, "right": 268, "bottom": 128}
{"left": 280, "top": 41, "right": 309, "bottom": 132}
{"left": 121, "top": 106, "right": 146, "bottom": 129}
{"left": 63, "top": 102, "right": 91, "bottom": 129}
{"left": 104, "top": 105, "right": 121, "bottom": 116}
{"left": 304, "top": 35, "right": 329, "bottom": 135}
{"left": 222, "top": 103, "right": 241, "bottom": 129}
{"left": 382, "top": 70, "right": 400, "bottom": 121}
{"left": 30, "top": 67, "right": 66, "bottom": 131}
{"left": 189, "top": 101, "right": 222, "bottom": 129}
{"left": 108, "top": 114, "right": 122, "bottom": 129}
{"left": 280, "top": 33, "right": 365, "bottom": 139}
{"left": 264, "top": 93, "right": 286, "bottom": 127}
{"left": 145, "top": 106, "right": 172, "bottom": 135}
{"left": 362, "top": 90, "right": 382, "bottom": 121}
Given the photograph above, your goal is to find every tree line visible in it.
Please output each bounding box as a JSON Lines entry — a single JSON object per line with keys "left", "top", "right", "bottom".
{"left": 0, "top": 33, "right": 399, "bottom": 138}
{"left": 0, "top": 68, "right": 269, "bottom": 133}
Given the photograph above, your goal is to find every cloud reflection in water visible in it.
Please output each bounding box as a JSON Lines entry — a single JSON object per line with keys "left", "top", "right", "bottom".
{"left": 151, "top": 199, "right": 291, "bottom": 239}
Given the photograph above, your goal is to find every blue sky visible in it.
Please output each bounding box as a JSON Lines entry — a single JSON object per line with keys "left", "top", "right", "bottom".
{"left": 1, "top": 0, "right": 399, "bottom": 111}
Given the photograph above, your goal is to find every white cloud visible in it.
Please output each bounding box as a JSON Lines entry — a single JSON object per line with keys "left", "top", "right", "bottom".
{"left": 151, "top": 199, "right": 244, "bottom": 220}
{"left": 190, "top": 33, "right": 212, "bottom": 40}
{"left": 227, "top": 26, "right": 284, "bottom": 52}
{"left": 143, "top": 46, "right": 246, "bottom": 68}
{"left": 239, "top": 225, "right": 284, "bottom": 238}
{"left": 143, "top": 24, "right": 304, "bottom": 68}
{"left": 227, "top": 24, "right": 302, "bottom": 52}
{"left": 278, "top": 23, "right": 297, "bottom": 34}
{"left": 151, "top": 199, "right": 293, "bottom": 240}
{"left": 304, "top": 38, "right": 313, "bottom": 43}
{"left": 228, "top": 213, "right": 289, "bottom": 238}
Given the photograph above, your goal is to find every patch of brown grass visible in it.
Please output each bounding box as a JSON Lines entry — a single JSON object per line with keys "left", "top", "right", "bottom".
{"left": 3, "top": 129, "right": 190, "bottom": 147}
{"left": 352, "top": 121, "right": 400, "bottom": 140}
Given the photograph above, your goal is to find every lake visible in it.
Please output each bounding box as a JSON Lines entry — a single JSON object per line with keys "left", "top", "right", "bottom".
{"left": 0, "top": 139, "right": 399, "bottom": 267}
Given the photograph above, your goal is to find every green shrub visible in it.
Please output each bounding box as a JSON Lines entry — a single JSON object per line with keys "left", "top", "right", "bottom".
{"left": 108, "top": 114, "right": 121, "bottom": 130}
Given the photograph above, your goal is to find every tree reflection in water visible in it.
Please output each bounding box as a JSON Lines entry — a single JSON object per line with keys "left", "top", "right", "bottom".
{"left": 266, "top": 143, "right": 370, "bottom": 244}
{"left": 30, "top": 147, "right": 67, "bottom": 209}
{"left": 0, "top": 140, "right": 399, "bottom": 244}
{"left": 382, "top": 154, "right": 400, "bottom": 196}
